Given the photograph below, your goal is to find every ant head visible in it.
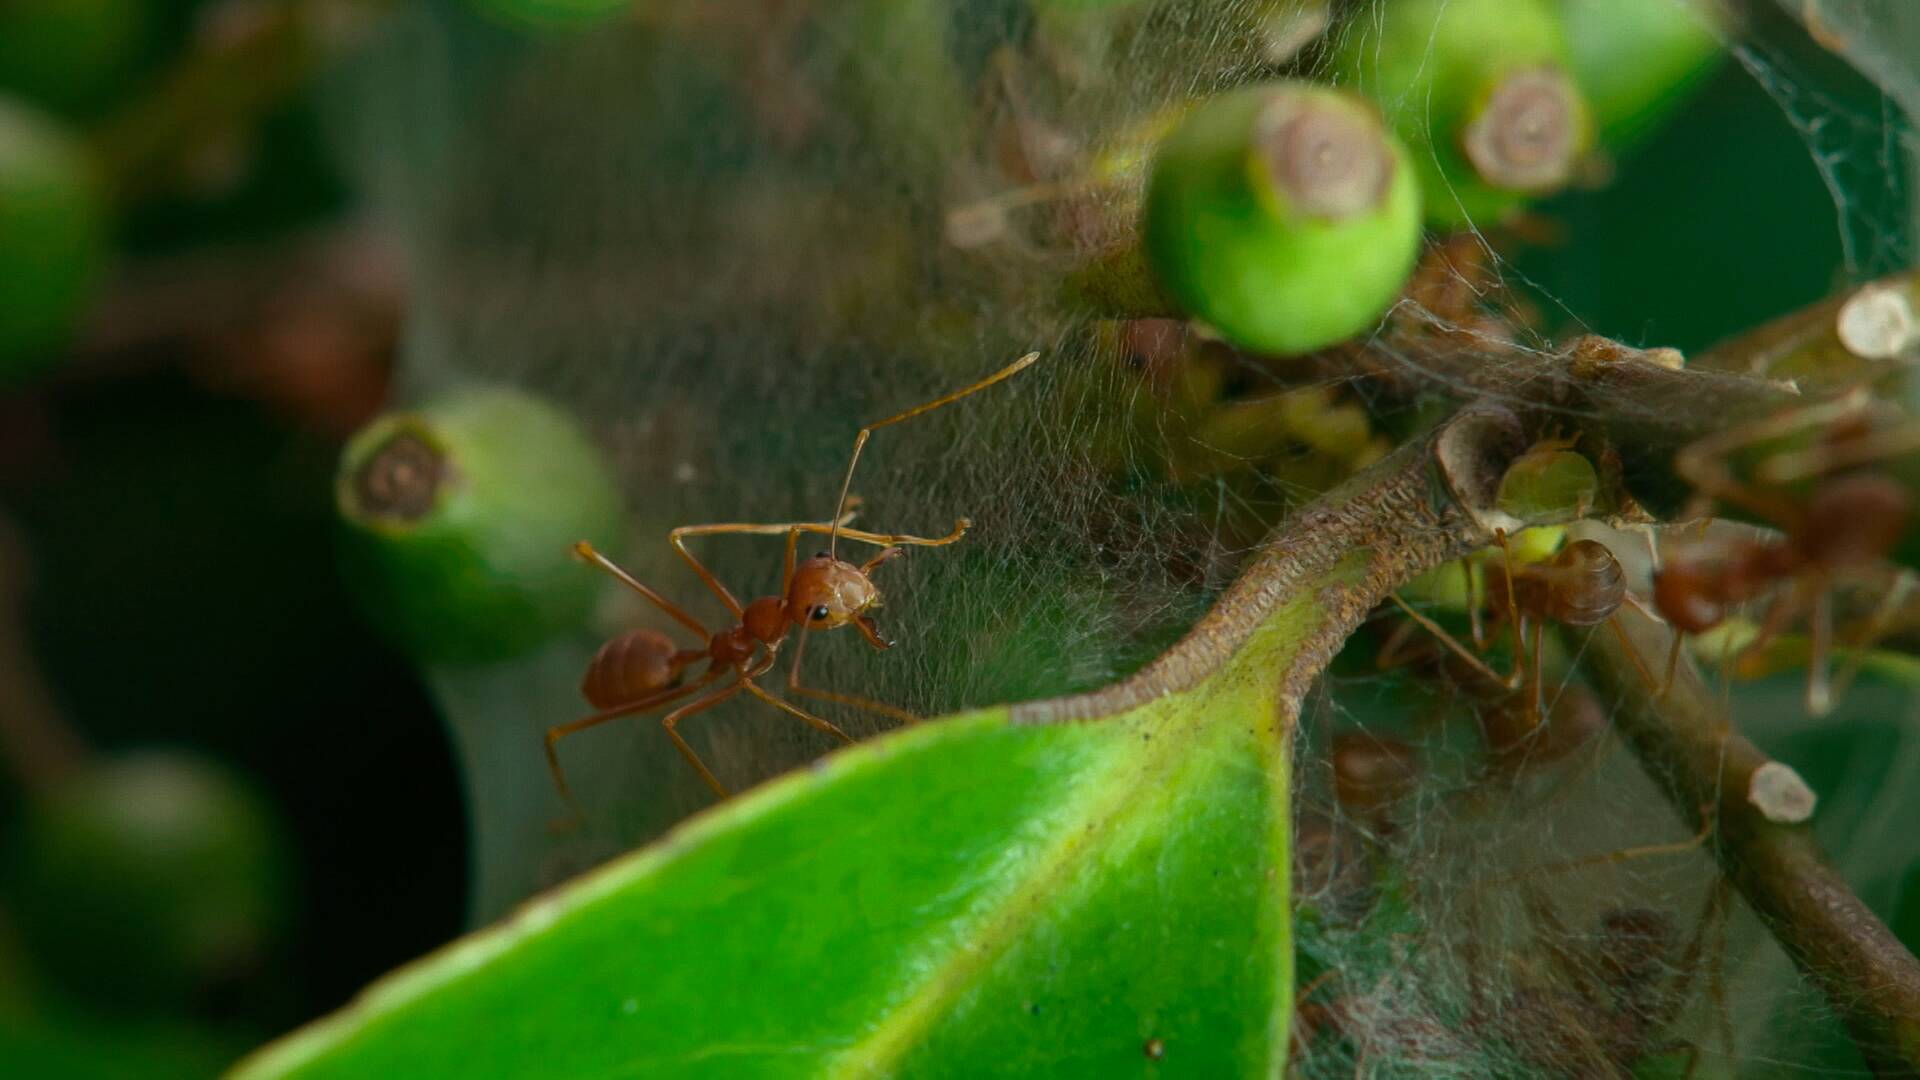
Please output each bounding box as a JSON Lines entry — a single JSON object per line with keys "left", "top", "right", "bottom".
{"left": 1799, "top": 471, "right": 1911, "bottom": 570}
{"left": 786, "top": 555, "right": 881, "bottom": 633}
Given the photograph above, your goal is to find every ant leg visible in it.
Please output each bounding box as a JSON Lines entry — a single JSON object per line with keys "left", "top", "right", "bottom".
{"left": 666, "top": 526, "right": 750, "bottom": 618}
{"left": 1661, "top": 876, "right": 1732, "bottom": 1030}
{"left": 544, "top": 675, "right": 717, "bottom": 818}
{"left": 1807, "top": 587, "right": 1835, "bottom": 715}
{"left": 1491, "top": 530, "right": 1527, "bottom": 679}
{"left": 1755, "top": 417, "right": 1920, "bottom": 486}
{"left": 739, "top": 679, "right": 856, "bottom": 744}
{"left": 661, "top": 680, "right": 751, "bottom": 799}
{"left": 785, "top": 519, "right": 972, "bottom": 551}
{"left": 1674, "top": 393, "right": 1869, "bottom": 526}
{"left": 1604, "top": 614, "right": 1664, "bottom": 695}
{"left": 572, "top": 542, "right": 709, "bottom": 638}
{"left": 826, "top": 351, "right": 1040, "bottom": 556}
{"left": 1730, "top": 577, "right": 1812, "bottom": 678}
{"left": 1826, "top": 570, "right": 1915, "bottom": 712}
{"left": 1387, "top": 594, "right": 1518, "bottom": 690}
{"left": 860, "top": 546, "right": 905, "bottom": 575}
{"left": 786, "top": 624, "right": 919, "bottom": 726}
{"left": 1373, "top": 616, "right": 1434, "bottom": 670}
{"left": 1527, "top": 620, "right": 1547, "bottom": 729}
{"left": 1662, "top": 634, "right": 1686, "bottom": 699}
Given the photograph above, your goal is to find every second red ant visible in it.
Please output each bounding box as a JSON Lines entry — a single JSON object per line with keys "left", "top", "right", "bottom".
{"left": 1653, "top": 394, "right": 1913, "bottom": 712}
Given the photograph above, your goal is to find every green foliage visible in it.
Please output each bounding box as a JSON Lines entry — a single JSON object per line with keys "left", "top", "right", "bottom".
{"left": 0, "top": 1010, "right": 243, "bottom": 1080}
{"left": 0, "top": 0, "right": 147, "bottom": 117}
{"left": 233, "top": 553, "right": 1388, "bottom": 1078}
{"left": 0, "top": 96, "right": 105, "bottom": 384}
{"left": 1144, "top": 83, "right": 1421, "bottom": 355}
{"left": 335, "top": 386, "right": 625, "bottom": 665}
{"left": 1330, "top": 0, "right": 1592, "bottom": 227}
{"left": 1, "top": 752, "right": 291, "bottom": 1015}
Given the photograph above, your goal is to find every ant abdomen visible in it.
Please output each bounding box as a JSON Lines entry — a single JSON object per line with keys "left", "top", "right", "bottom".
{"left": 581, "top": 628, "right": 688, "bottom": 710}
{"left": 1502, "top": 538, "right": 1626, "bottom": 628}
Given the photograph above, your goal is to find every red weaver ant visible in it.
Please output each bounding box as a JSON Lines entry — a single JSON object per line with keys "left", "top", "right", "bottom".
{"left": 1653, "top": 394, "right": 1914, "bottom": 712}
{"left": 546, "top": 351, "right": 1040, "bottom": 809}
{"left": 1390, "top": 533, "right": 1659, "bottom": 728}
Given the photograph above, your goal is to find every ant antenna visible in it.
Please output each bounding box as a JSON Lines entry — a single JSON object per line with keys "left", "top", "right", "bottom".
{"left": 827, "top": 351, "right": 1041, "bottom": 557}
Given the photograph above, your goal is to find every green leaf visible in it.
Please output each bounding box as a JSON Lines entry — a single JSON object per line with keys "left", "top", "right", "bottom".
{"left": 236, "top": 436, "right": 1480, "bottom": 1078}
{"left": 233, "top": 581, "right": 1337, "bottom": 1077}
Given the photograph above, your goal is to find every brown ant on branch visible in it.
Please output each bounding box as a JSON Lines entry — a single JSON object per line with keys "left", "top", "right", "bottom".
{"left": 1653, "top": 394, "right": 1914, "bottom": 712}
{"left": 546, "top": 352, "right": 1040, "bottom": 810}
{"left": 1390, "top": 533, "right": 1659, "bottom": 728}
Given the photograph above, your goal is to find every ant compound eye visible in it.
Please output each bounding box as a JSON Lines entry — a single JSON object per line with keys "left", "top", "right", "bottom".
{"left": 810, "top": 605, "right": 830, "bottom": 621}
{"left": 815, "top": 550, "right": 831, "bottom": 560}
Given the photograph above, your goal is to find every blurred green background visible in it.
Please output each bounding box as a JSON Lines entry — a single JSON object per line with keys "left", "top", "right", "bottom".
{"left": 0, "top": 1, "right": 1911, "bottom": 1076}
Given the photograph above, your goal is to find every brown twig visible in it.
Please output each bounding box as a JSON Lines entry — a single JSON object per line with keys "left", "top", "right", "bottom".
{"left": 1588, "top": 605, "right": 1920, "bottom": 1074}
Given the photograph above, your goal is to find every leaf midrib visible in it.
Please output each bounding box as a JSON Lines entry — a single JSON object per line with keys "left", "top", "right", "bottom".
{"left": 828, "top": 643, "right": 1292, "bottom": 1077}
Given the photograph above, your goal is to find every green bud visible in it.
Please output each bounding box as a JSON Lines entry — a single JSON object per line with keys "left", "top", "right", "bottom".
{"left": 0, "top": 97, "right": 106, "bottom": 385}
{"left": 2, "top": 752, "right": 291, "bottom": 1014}
{"left": 1496, "top": 445, "right": 1600, "bottom": 521}
{"left": 336, "top": 386, "right": 625, "bottom": 665}
{"left": 1561, "top": 0, "right": 1724, "bottom": 152}
{"left": 1329, "top": 0, "right": 1593, "bottom": 228}
{"left": 0, "top": 0, "right": 148, "bottom": 115}
{"left": 1144, "top": 82, "right": 1422, "bottom": 356}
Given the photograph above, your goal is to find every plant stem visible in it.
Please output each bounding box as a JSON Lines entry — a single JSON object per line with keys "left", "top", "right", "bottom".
{"left": 1587, "top": 606, "right": 1920, "bottom": 1073}
{"left": 1017, "top": 408, "right": 1495, "bottom": 723}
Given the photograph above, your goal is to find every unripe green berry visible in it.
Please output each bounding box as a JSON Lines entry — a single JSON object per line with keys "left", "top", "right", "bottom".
{"left": 1330, "top": 0, "right": 1593, "bottom": 228}
{"left": 0, "top": 97, "right": 106, "bottom": 384}
{"left": 2, "top": 752, "right": 291, "bottom": 1014}
{"left": 336, "top": 387, "right": 625, "bottom": 665}
{"left": 1561, "top": 0, "right": 1724, "bottom": 152}
{"left": 1143, "top": 83, "right": 1422, "bottom": 356}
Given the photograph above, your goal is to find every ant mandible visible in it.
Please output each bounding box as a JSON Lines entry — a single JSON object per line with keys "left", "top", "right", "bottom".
{"left": 546, "top": 351, "right": 1041, "bottom": 809}
{"left": 1653, "top": 394, "right": 1913, "bottom": 711}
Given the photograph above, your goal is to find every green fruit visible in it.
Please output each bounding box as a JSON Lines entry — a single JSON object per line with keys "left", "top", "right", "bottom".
{"left": 0, "top": 97, "right": 106, "bottom": 384}
{"left": 336, "top": 386, "right": 625, "bottom": 664}
{"left": 1143, "top": 83, "right": 1422, "bottom": 356}
{"left": 1561, "top": 0, "right": 1724, "bottom": 152}
{"left": 1330, "top": 0, "right": 1593, "bottom": 228}
{"left": 467, "top": 0, "right": 633, "bottom": 29}
{"left": 2, "top": 752, "right": 291, "bottom": 1014}
{"left": 0, "top": 0, "right": 149, "bottom": 115}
